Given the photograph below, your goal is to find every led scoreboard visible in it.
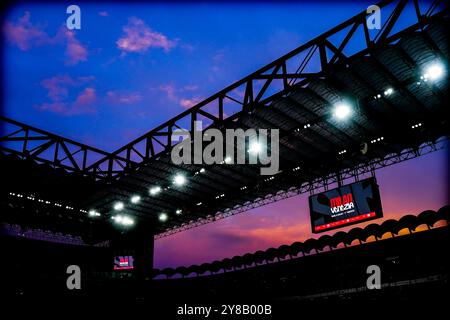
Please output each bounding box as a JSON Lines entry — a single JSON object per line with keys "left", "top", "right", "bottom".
{"left": 309, "top": 177, "right": 383, "bottom": 233}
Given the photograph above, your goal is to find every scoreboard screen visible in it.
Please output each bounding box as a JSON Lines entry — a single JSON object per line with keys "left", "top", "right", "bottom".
{"left": 309, "top": 177, "right": 383, "bottom": 233}
{"left": 113, "top": 255, "right": 134, "bottom": 270}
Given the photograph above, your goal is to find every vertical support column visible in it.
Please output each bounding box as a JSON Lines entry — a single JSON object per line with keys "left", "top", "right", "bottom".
{"left": 336, "top": 171, "right": 343, "bottom": 188}
{"left": 133, "top": 229, "right": 155, "bottom": 281}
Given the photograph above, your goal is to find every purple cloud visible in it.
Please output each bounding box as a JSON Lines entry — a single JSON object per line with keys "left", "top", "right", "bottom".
{"left": 64, "top": 30, "right": 88, "bottom": 65}
{"left": 35, "top": 75, "right": 97, "bottom": 116}
{"left": 106, "top": 91, "right": 143, "bottom": 105}
{"left": 3, "top": 12, "right": 88, "bottom": 66}
{"left": 179, "top": 97, "right": 202, "bottom": 109}
{"left": 151, "top": 83, "right": 202, "bottom": 109}
{"left": 3, "top": 11, "right": 49, "bottom": 50}
{"left": 116, "top": 17, "right": 177, "bottom": 54}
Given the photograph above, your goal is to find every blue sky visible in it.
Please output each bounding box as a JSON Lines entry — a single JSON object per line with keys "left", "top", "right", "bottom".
{"left": 2, "top": 1, "right": 382, "bottom": 150}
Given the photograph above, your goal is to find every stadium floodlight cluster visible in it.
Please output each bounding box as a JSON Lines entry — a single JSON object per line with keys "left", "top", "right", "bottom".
{"left": 131, "top": 195, "right": 141, "bottom": 204}
{"left": 333, "top": 103, "right": 352, "bottom": 120}
{"left": 150, "top": 186, "right": 162, "bottom": 195}
{"left": 417, "top": 62, "right": 445, "bottom": 85}
{"left": 173, "top": 174, "right": 187, "bottom": 186}
{"left": 89, "top": 210, "right": 101, "bottom": 217}
{"left": 248, "top": 141, "right": 263, "bottom": 155}
{"left": 111, "top": 215, "right": 134, "bottom": 226}
{"left": 113, "top": 201, "right": 125, "bottom": 211}
{"left": 159, "top": 213, "right": 168, "bottom": 222}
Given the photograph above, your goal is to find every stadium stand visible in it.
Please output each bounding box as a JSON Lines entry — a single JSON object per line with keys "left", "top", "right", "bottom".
{"left": 2, "top": 206, "right": 448, "bottom": 308}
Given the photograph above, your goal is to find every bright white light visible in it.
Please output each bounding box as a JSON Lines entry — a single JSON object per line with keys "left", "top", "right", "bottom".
{"left": 333, "top": 103, "right": 352, "bottom": 120}
{"left": 112, "top": 215, "right": 122, "bottom": 223}
{"left": 176, "top": 209, "right": 182, "bottom": 215}
{"left": 199, "top": 168, "right": 205, "bottom": 173}
{"left": 114, "top": 202, "right": 124, "bottom": 211}
{"left": 159, "top": 213, "right": 168, "bottom": 222}
{"left": 384, "top": 88, "right": 394, "bottom": 96}
{"left": 113, "top": 215, "right": 134, "bottom": 226}
{"left": 149, "top": 186, "right": 161, "bottom": 195}
{"left": 173, "top": 174, "right": 186, "bottom": 186}
{"left": 121, "top": 216, "right": 134, "bottom": 226}
{"left": 248, "top": 141, "right": 262, "bottom": 155}
{"left": 224, "top": 156, "right": 232, "bottom": 164}
{"left": 424, "top": 63, "right": 444, "bottom": 81}
{"left": 89, "top": 210, "right": 100, "bottom": 217}
{"left": 131, "top": 195, "right": 141, "bottom": 204}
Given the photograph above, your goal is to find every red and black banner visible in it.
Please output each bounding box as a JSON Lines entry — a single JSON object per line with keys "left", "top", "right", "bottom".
{"left": 309, "top": 177, "right": 383, "bottom": 233}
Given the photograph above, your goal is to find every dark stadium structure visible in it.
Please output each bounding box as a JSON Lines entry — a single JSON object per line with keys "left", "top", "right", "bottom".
{"left": 2, "top": 207, "right": 449, "bottom": 308}
{"left": 1, "top": 0, "right": 449, "bottom": 307}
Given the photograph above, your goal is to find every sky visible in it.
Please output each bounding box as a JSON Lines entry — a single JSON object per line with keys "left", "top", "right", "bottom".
{"left": 1, "top": 1, "right": 447, "bottom": 269}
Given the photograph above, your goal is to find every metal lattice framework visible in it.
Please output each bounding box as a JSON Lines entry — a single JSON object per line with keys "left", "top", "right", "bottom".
{"left": 155, "top": 137, "right": 447, "bottom": 238}
{"left": 1, "top": 0, "right": 443, "bottom": 181}
{"left": 0, "top": 116, "right": 135, "bottom": 178}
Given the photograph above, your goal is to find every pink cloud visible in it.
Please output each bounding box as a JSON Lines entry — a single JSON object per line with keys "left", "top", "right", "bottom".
{"left": 64, "top": 30, "right": 88, "bottom": 65}
{"left": 154, "top": 84, "right": 178, "bottom": 101}
{"left": 74, "top": 87, "right": 96, "bottom": 107}
{"left": 35, "top": 98, "right": 96, "bottom": 116}
{"left": 151, "top": 83, "right": 201, "bottom": 107}
{"left": 179, "top": 97, "right": 202, "bottom": 109}
{"left": 35, "top": 75, "right": 96, "bottom": 116}
{"left": 35, "top": 102, "right": 69, "bottom": 114}
{"left": 3, "top": 11, "right": 49, "bottom": 50}
{"left": 99, "top": 11, "right": 109, "bottom": 17}
{"left": 116, "top": 17, "right": 177, "bottom": 53}
{"left": 183, "top": 85, "right": 198, "bottom": 91}
{"left": 106, "top": 91, "right": 142, "bottom": 105}
{"left": 41, "top": 75, "right": 75, "bottom": 101}
{"left": 3, "top": 12, "right": 88, "bottom": 65}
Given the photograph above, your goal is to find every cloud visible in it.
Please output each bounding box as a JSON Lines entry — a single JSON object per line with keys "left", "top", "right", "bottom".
{"left": 53, "top": 26, "right": 88, "bottom": 66}
{"left": 154, "top": 84, "right": 178, "bottom": 101}
{"left": 35, "top": 75, "right": 97, "bottom": 116}
{"left": 74, "top": 87, "right": 96, "bottom": 107}
{"left": 183, "top": 85, "right": 198, "bottom": 91}
{"left": 151, "top": 83, "right": 202, "bottom": 109}
{"left": 208, "top": 49, "right": 229, "bottom": 82}
{"left": 179, "top": 97, "right": 202, "bottom": 109}
{"left": 106, "top": 91, "right": 142, "bottom": 105}
{"left": 3, "top": 12, "right": 88, "bottom": 65}
{"left": 3, "top": 11, "right": 49, "bottom": 50}
{"left": 116, "top": 17, "right": 177, "bottom": 54}
{"left": 64, "top": 30, "right": 88, "bottom": 65}
{"left": 98, "top": 11, "right": 109, "bottom": 17}
{"left": 35, "top": 102, "right": 69, "bottom": 114}
{"left": 36, "top": 74, "right": 146, "bottom": 115}
{"left": 41, "top": 75, "right": 75, "bottom": 101}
